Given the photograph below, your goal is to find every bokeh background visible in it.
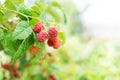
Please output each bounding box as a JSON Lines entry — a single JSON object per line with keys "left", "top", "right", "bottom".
{"left": 1, "top": 0, "right": 120, "bottom": 80}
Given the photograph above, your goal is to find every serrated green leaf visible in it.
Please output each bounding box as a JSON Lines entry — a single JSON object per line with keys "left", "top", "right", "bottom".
{"left": 58, "top": 32, "right": 66, "bottom": 45}
{"left": 13, "top": 21, "right": 33, "bottom": 40}
{"left": 4, "top": 0, "right": 16, "bottom": 10}
{"left": 13, "top": 34, "right": 34, "bottom": 62}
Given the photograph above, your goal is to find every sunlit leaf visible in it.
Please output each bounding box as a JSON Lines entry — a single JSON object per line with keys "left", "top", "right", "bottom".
{"left": 13, "top": 21, "right": 33, "bottom": 40}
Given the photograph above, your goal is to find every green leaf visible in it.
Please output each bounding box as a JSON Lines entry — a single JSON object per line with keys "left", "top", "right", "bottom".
{"left": 50, "top": 1, "right": 67, "bottom": 24}
{"left": 0, "top": 11, "right": 4, "bottom": 21}
{"left": 18, "top": 7, "right": 32, "bottom": 20}
{"left": 12, "top": 0, "right": 24, "bottom": 5}
{"left": 4, "top": 50, "right": 14, "bottom": 57}
{"left": 0, "top": 42, "right": 4, "bottom": 51}
{"left": 13, "top": 21, "right": 33, "bottom": 40}
{"left": 51, "top": 1, "right": 62, "bottom": 9}
{"left": 31, "top": 2, "right": 44, "bottom": 15}
{"left": 58, "top": 32, "right": 66, "bottom": 45}
{"left": 11, "top": 0, "right": 24, "bottom": 9}
{"left": 45, "top": 7, "right": 61, "bottom": 23}
{"left": 29, "top": 18, "right": 39, "bottom": 26}
{"left": 45, "top": 5, "right": 67, "bottom": 24}
{"left": 19, "top": 55, "right": 27, "bottom": 70}
{"left": 0, "top": 29, "right": 4, "bottom": 40}
{"left": 4, "top": 0, "right": 16, "bottom": 10}
{"left": 1, "top": 31, "right": 16, "bottom": 52}
{"left": 13, "top": 34, "right": 34, "bottom": 62}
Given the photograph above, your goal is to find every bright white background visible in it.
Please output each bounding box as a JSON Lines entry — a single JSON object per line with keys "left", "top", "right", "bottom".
{"left": 73, "top": 0, "right": 120, "bottom": 40}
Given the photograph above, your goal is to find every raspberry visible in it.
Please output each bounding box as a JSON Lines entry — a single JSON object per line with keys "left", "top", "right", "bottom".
{"left": 33, "top": 23, "right": 44, "bottom": 33}
{"left": 1, "top": 64, "right": 11, "bottom": 70}
{"left": 47, "top": 39, "right": 54, "bottom": 46}
{"left": 12, "top": 68, "right": 19, "bottom": 78}
{"left": 47, "top": 37, "right": 58, "bottom": 47}
{"left": 48, "top": 37, "right": 58, "bottom": 42}
{"left": 47, "top": 37, "right": 61, "bottom": 49}
{"left": 48, "top": 28, "right": 58, "bottom": 37}
{"left": 37, "top": 32, "right": 48, "bottom": 42}
{"left": 53, "top": 39, "right": 61, "bottom": 49}
{"left": 49, "top": 74, "right": 56, "bottom": 80}
{"left": 29, "top": 46, "right": 39, "bottom": 55}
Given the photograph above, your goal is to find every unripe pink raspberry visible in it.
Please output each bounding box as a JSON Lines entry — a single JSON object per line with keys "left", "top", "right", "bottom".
{"left": 33, "top": 23, "right": 44, "bottom": 33}
{"left": 48, "top": 28, "right": 58, "bottom": 37}
{"left": 37, "top": 32, "right": 48, "bottom": 42}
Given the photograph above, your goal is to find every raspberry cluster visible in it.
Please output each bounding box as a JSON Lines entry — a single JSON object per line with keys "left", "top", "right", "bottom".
{"left": 33, "top": 23, "right": 61, "bottom": 49}
{"left": 47, "top": 28, "right": 61, "bottom": 49}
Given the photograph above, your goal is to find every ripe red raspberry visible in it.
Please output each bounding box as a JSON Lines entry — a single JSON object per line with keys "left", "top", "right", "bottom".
{"left": 53, "top": 39, "right": 61, "bottom": 49}
{"left": 1, "top": 64, "right": 11, "bottom": 70}
{"left": 47, "top": 39, "right": 54, "bottom": 46}
{"left": 29, "top": 46, "right": 39, "bottom": 55}
{"left": 48, "top": 28, "right": 58, "bottom": 37}
{"left": 49, "top": 74, "right": 57, "bottom": 80}
{"left": 47, "top": 37, "right": 58, "bottom": 47}
{"left": 48, "top": 37, "right": 58, "bottom": 42}
{"left": 12, "top": 68, "right": 19, "bottom": 78}
{"left": 33, "top": 23, "right": 44, "bottom": 33}
{"left": 37, "top": 32, "right": 48, "bottom": 42}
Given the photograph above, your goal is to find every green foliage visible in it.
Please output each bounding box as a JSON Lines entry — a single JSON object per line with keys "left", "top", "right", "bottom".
{"left": 13, "top": 34, "right": 34, "bottom": 62}
{"left": 58, "top": 32, "right": 66, "bottom": 45}
{"left": 18, "top": 7, "right": 32, "bottom": 20}
{"left": 4, "top": 0, "right": 16, "bottom": 10}
{"left": 31, "top": 2, "right": 44, "bottom": 15}
{"left": 0, "top": 11, "right": 4, "bottom": 21}
{"left": 1, "top": 31, "right": 16, "bottom": 52}
{"left": 13, "top": 21, "right": 32, "bottom": 40}
{"left": 0, "top": 29, "right": 4, "bottom": 40}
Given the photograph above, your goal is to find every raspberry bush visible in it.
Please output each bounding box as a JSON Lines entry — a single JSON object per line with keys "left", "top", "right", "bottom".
{"left": 0, "top": 0, "right": 66, "bottom": 79}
